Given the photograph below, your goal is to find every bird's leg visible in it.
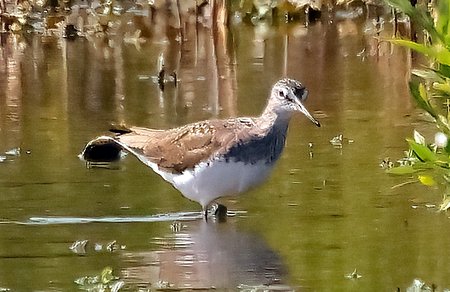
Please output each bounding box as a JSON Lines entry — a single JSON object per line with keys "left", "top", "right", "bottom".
{"left": 214, "top": 204, "right": 228, "bottom": 222}
{"left": 203, "top": 203, "right": 228, "bottom": 222}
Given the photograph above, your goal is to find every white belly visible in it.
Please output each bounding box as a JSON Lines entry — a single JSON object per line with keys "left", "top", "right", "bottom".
{"left": 158, "top": 159, "right": 275, "bottom": 209}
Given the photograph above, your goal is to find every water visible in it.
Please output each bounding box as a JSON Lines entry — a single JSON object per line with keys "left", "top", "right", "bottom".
{"left": 0, "top": 7, "right": 449, "bottom": 291}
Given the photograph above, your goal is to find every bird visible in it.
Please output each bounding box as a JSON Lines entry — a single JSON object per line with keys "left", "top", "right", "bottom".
{"left": 80, "top": 78, "right": 320, "bottom": 218}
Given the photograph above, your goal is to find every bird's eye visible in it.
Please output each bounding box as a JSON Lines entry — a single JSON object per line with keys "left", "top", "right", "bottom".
{"left": 294, "top": 87, "right": 305, "bottom": 100}
{"left": 279, "top": 90, "right": 286, "bottom": 98}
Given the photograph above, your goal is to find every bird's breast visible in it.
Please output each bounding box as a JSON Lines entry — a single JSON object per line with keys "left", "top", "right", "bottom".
{"left": 222, "top": 125, "right": 288, "bottom": 165}
{"left": 170, "top": 158, "right": 276, "bottom": 208}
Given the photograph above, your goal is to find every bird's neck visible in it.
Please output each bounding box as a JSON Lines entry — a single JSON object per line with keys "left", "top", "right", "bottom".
{"left": 259, "top": 106, "right": 293, "bottom": 134}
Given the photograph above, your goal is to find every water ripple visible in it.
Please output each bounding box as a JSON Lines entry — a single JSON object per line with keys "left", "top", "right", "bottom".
{"left": 0, "top": 210, "right": 247, "bottom": 225}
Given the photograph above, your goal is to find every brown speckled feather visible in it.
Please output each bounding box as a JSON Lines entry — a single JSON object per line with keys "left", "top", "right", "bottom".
{"left": 116, "top": 118, "right": 268, "bottom": 173}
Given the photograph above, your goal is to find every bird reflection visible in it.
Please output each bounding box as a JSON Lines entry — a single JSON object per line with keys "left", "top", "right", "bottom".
{"left": 121, "top": 219, "right": 291, "bottom": 290}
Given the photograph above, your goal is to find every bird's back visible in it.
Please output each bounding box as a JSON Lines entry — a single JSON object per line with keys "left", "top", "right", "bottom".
{"left": 114, "top": 116, "right": 285, "bottom": 174}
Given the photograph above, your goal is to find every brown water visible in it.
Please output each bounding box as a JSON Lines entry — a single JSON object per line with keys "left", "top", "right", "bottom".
{"left": 0, "top": 8, "right": 449, "bottom": 292}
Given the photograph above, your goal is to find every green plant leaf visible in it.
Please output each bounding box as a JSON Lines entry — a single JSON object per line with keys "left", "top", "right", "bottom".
{"left": 386, "top": 165, "right": 418, "bottom": 174}
{"left": 412, "top": 161, "right": 436, "bottom": 170}
{"left": 433, "top": 81, "right": 450, "bottom": 95}
{"left": 386, "top": 0, "right": 441, "bottom": 43}
{"left": 418, "top": 174, "right": 437, "bottom": 186}
{"left": 389, "top": 39, "right": 450, "bottom": 66}
{"left": 389, "top": 39, "right": 433, "bottom": 55}
{"left": 437, "top": 114, "right": 450, "bottom": 135}
{"left": 101, "top": 267, "right": 115, "bottom": 284}
{"left": 440, "top": 196, "right": 450, "bottom": 210}
{"left": 409, "top": 80, "right": 438, "bottom": 118}
{"left": 407, "top": 139, "right": 437, "bottom": 162}
{"left": 385, "top": 0, "right": 415, "bottom": 15}
{"left": 438, "top": 64, "right": 450, "bottom": 79}
{"left": 432, "top": 45, "right": 450, "bottom": 66}
{"left": 435, "top": 0, "right": 450, "bottom": 41}
{"left": 434, "top": 159, "right": 450, "bottom": 169}
{"left": 413, "top": 129, "right": 426, "bottom": 145}
{"left": 412, "top": 68, "right": 444, "bottom": 82}
{"left": 445, "top": 138, "right": 450, "bottom": 154}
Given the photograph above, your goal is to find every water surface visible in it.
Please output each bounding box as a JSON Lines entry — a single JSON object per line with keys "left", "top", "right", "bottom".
{"left": 0, "top": 9, "right": 448, "bottom": 291}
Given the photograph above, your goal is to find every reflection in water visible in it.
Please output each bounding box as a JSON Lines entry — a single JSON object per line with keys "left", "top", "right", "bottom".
{"left": 0, "top": 34, "right": 23, "bottom": 151}
{"left": 123, "top": 219, "right": 290, "bottom": 290}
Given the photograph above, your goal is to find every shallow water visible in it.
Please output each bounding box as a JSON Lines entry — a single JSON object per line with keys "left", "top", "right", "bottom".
{"left": 0, "top": 8, "right": 449, "bottom": 291}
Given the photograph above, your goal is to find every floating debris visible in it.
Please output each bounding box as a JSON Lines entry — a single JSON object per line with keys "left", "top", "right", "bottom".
{"left": 70, "top": 239, "right": 125, "bottom": 254}
{"left": 138, "top": 75, "right": 151, "bottom": 80}
{"left": 345, "top": 268, "right": 362, "bottom": 279}
{"left": 0, "top": 156, "right": 6, "bottom": 163}
{"left": 155, "top": 280, "right": 174, "bottom": 289}
{"left": 356, "top": 48, "right": 367, "bottom": 60}
{"left": 406, "top": 278, "right": 437, "bottom": 292}
{"left": 329, "top": 134, "right": 354, "bottom": 148}
{"left": 123, "top": 29, "right": 146, "bottom": 50}
{"left": 380, "top": 157, "right": 394, "bottom": 169}
{"left": 5, "top": 148, "right": 20, "bottom": 156}
{"left": 94, "top": 243, "right": 103, "bottom": 252}
{"left": 105, "top": 240, "right": 125, "bottom": 252}
{"left": 308, "top": 142, "right": 314, "bottom": 158}
{"left": 329, "top": 135, "right": 343, "bottom": 147}
{"left": 106, "top": 240, "right": 118, "bottom": 252}
{"left": 237, "top": 283, "right": 293, "bottom": 291}
{"left": 70, "top": 239, "right": 88, "bottom": 255}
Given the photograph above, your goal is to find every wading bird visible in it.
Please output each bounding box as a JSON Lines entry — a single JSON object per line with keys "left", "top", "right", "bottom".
{"left": 80, "top": 78, "right": 320, "bottom": 218}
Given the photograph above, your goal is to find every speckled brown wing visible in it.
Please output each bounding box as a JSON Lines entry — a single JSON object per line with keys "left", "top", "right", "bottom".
{"left": 116, "top": 118, "right": 259, "bottom": 173}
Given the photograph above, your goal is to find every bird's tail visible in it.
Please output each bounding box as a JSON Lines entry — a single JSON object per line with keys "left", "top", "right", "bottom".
{"left": 79, "top": 136, "right": 123, "bottom": 162}
{"left": 109, "top": 124, "right": 132, "bottom": 135}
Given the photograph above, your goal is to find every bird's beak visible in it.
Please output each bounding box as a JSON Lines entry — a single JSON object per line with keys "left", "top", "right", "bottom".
{"left": 299, "top": 103, "right": 321, "bottom": 127}
{"left": 294, "top": 93, "right": 321, "bottom": 127}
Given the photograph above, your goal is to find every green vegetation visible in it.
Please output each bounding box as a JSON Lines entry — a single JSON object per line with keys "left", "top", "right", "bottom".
{"left": 386, "top": 0, "right": 450, "bottom": 209}
{"left": 74, "top": 266, "right": 124, "bottom": 292}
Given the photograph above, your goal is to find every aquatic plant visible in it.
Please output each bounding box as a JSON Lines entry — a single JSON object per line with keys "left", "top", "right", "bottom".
{"left": 74, "top": 266, "right": 124, "bottom": 292}
{"left": 386, "top": 0, "right": 450, "bottom": 209}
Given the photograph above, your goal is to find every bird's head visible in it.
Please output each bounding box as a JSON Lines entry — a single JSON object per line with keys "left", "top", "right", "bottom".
{"left": 270, "top": 78, "right": 320, "bottom": 127}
